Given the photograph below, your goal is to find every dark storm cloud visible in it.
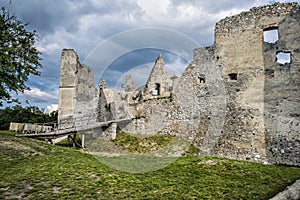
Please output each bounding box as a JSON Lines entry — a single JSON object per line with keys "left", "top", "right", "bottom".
{"left": 84, "top": 27, "right": 200, "bottom": 86}
{"left": 4, "top": 0, "right": 71, "bottom": 34}
{"left": 100, "top": 49, "right": 188, "bottom": 88}
{"left": 5, "top": 0, "right": 142, "bottom": 34}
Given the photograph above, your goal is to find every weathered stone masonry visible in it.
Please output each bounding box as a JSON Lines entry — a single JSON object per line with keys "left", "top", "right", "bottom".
{"left": 58, "top": 50, "right": 97, "bottom": 129}
{"left": 212, "top": 2, "right": 300, "bottom": 165}
{"left": 58, "top": 2, "right": 300, "bottom": 166}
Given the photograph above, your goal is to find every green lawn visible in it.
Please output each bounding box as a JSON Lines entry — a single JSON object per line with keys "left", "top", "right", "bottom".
{"left": 0, "top": 130, "right": 299, "bottom": 199}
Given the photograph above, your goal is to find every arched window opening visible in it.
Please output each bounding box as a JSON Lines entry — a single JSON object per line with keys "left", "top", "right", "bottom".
{"left": 199, "top": 75, "right": 206, "bottom": 84}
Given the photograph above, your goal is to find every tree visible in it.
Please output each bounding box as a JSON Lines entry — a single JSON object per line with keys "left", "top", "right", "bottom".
{"left": 0, "top": 6, "right": 42, "bottom": 106}
{"left": 0, "top": 105, "right": 58, "bottom": 130}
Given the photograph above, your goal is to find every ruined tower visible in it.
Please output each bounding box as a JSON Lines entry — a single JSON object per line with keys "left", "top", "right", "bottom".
{"left": 58, "top": 49, "right": 97, "bottom": 129}
{"left": 144, "top": 54, "right": 173, "bottom": 99}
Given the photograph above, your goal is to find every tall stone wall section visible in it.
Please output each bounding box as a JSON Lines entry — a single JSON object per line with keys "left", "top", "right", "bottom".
{"left": 263, "top": 6, "right": 300, "bottom": 165}
{"left": 212, "top": 2, "right": 299, "bottom": 165}
{"left": 58, "top": 49, "right": 78, "bottom": 128}
{"left": 58, "top": 49, "right": 97, "bottom": 130}
{"left": 155, "top": 2, "right": 299, "bottom": 165}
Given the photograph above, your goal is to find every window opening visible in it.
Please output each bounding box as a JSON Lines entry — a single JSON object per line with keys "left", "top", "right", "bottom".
{"left": 228, "top": 73, "right": 238, "bottom": 81}
{"left": 263, "top": 28, "right": 279, "bottom": 43}
{"left": 152, "top": 83, "right": 160, "bottom": 96}
{"left": 199, "top": 75, "right": 205, "bottom": 83}
{"left": 276, "top": 52, "right": 291, "bottom": 64}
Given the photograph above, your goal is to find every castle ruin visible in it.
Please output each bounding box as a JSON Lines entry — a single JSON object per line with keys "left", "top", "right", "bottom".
{"left": 58, "top": 2, "right": 300, "bottom": 166}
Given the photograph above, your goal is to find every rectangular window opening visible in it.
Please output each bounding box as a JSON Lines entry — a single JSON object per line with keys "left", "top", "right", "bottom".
{"left": 263, "top": 27, "right": 279, "bottom": 43}
{"left": 228, "top": 73, "right": 238, "bottom": 81}
{"left": 152, "top": 83, "right": 160, "bottom": 96}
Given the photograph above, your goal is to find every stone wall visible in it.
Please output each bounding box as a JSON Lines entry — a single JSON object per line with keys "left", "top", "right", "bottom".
{"left": 121, "top": 97, "right": 175, "bottom": 134}
{"left": 269, "top": 179, "right": 300, "bottom": 200}
{"left": 263, "top": 6, "right": 300, "bottom": 165}
{"left": 215, "top": 2, "right": 298, "bottom": 35}
{"left": 122, "top": 75, "right": 138, "bottom": 92}
{"left": 58, "top": 49, "right": 97, "bottom": 130}
{"left": 211, "top": 2, "right": 300, "bottom": 165}
{"left": 161, "top": 2, "right": 299, "bottom": 165}
{"left": 58, "top": 49, "right": 78, "bottom": 128}
{"left": 143, "top": 54, "right": 173, "bottom": 99}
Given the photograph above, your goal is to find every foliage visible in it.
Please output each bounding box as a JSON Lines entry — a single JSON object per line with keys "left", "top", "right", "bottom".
{"left": 0, "top": 6, "right": 41, "bottom": 106}
{"left": 0, "top": 105, "right": 57, "bottom": 130}
{"left": 0, "top": 130, "right": 300, "bottom": 199}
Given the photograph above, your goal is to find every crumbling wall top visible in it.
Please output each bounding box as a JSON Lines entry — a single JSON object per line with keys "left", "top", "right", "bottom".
{"left": 215, "top": 2, "right": 299, "bottom": 34}
{"left": 61, "top": 49, "right": 79, "bottom": 65}
{"left": 122, "top": 75, "right": 138, "bottom": 92}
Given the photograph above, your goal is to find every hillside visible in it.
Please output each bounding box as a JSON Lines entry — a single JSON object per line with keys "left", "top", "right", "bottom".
{"left": 0, "top": 130, "right": 299, "bottom": 199}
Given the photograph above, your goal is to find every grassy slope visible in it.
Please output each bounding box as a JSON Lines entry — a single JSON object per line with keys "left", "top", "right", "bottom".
{"left": 0, "top": 130, "right": 299, "bottom": 200}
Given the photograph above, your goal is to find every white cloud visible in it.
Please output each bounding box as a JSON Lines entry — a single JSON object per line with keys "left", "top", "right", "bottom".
{"left": 114, "top": 63, "right": 153, "bottom": 90}
{"left": 45, "top": 104, "right": 58, "bottom": 114}
{"left": 165, "top": 56, "right": 187, "bottom": 76}
{"left": 137, "top": 0, "right": 169, "bottom": 16}
{"left": 20, "top": 88, "right": 59, "bottom": 104}
{"left": 37, "top": 43, "right": 60, "bottom": 54}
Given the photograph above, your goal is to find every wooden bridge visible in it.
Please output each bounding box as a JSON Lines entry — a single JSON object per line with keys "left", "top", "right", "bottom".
{"left": 20, "top": 118, "right": 132, "bottom": 148}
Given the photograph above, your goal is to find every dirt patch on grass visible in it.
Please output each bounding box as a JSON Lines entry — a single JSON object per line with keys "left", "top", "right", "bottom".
{"left": 0, "top": 140, "right": 44, "bottom": 159}
{"left": 0, "top": 134, "right": 47, "bottom": 160}
{"left": 52, "top": 186, "right": 61, "bottom": 194}
{"left": 1, "top": 141, "right": 33, "bottom": 151}
{"left": 2, "top": 181, "right": 33, "bottom": 200}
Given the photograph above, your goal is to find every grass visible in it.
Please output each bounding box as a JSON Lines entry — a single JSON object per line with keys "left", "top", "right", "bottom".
{"left": 112, "top": 131, "right": 200, "bottom": 155}
{"left": 112, "top": 132, "right": 176, "bottom": 153}
{"left": 0, "top": 130, "right": 299, "bottom": 199}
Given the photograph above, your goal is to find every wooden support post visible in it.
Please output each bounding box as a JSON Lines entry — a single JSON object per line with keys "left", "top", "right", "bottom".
{"left": 67, "top": 133, "right": 82, "bottom": 148}
{"left": 68, "top": 135, "right": 71, "bottom": 146}
{"left": 81, "top": 134, "right": 85, "bottom": 148}
{"left": 73, "top": 134, "right": 76, "bottom": 148}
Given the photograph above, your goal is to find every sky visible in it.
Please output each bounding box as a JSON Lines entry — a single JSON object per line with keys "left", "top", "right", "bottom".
{"left": 1, "top": 0, "right": 299, "bottom": 113}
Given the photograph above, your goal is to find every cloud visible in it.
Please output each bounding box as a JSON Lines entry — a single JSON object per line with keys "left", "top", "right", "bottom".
{"left": 111, "top": 52, "right": 188, "bottom": 90}
{"left": 113, "top": 63, "right": 153, "bottom": 90}
{"left": 19, "top": 88, "right": 59, "bottom": 105}
{"left": 165, "top": 55, "right": 187, "bottom": 76}
{"left": 45, "top": 104, "right": 58, "bottom": 114}
{"left": 84, "top": 28, "right": 200, "bottom": 87}
{"left": 3, "top": 0, "right": 298, "bottom": 108}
